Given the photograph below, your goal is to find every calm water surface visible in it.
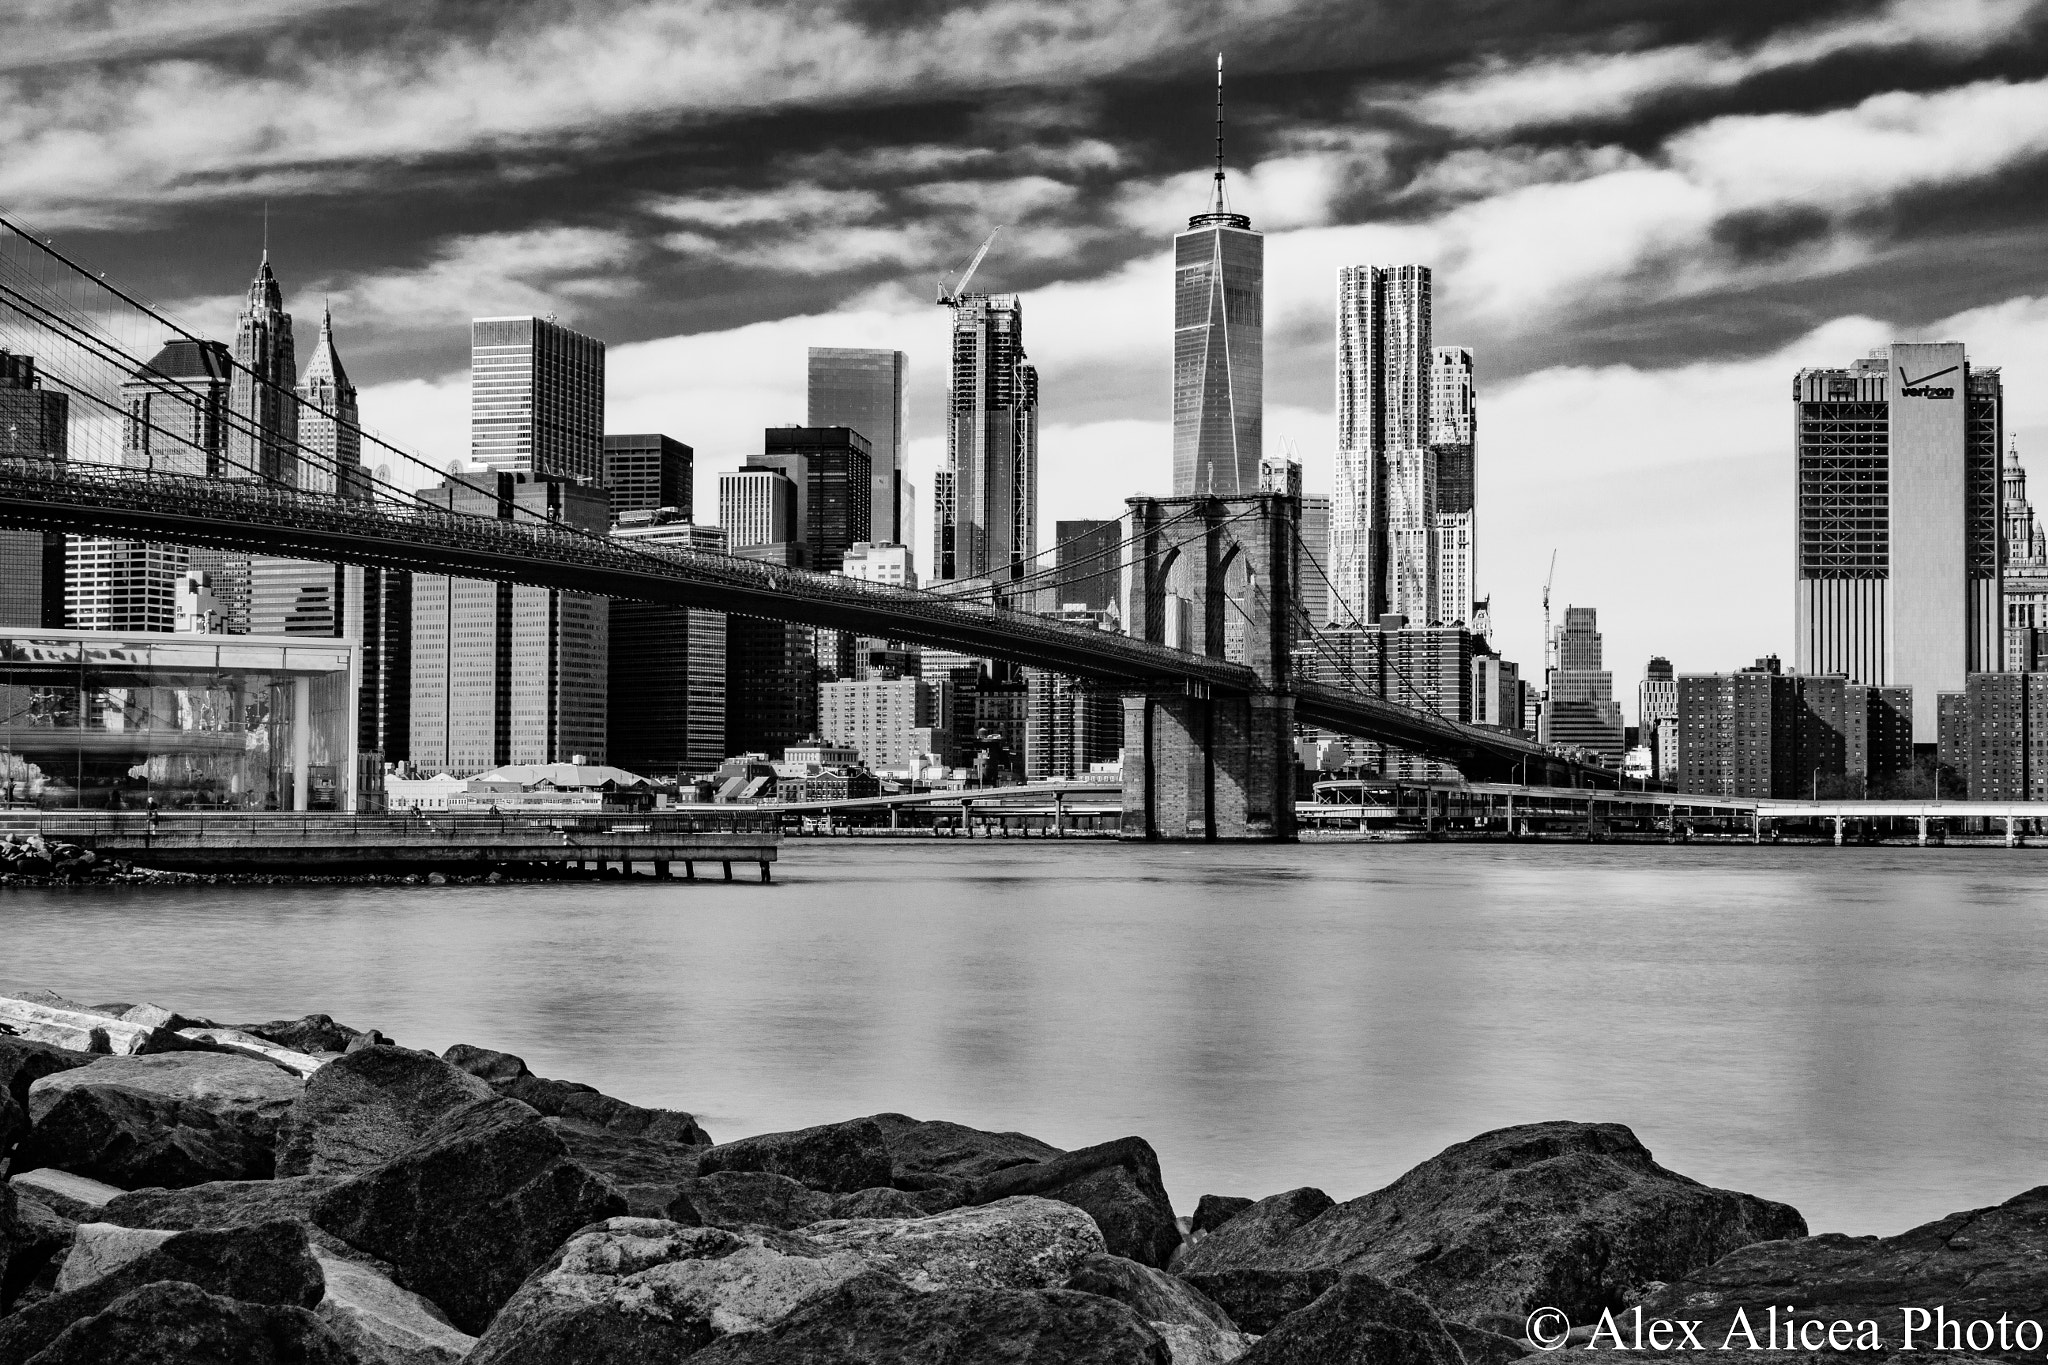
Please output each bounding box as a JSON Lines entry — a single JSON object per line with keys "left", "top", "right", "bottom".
{"left": 4, "top": 842, "right": 2046, "bottom": 1236}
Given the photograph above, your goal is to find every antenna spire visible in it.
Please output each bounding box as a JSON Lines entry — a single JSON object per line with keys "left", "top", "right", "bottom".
{"left": 262, "top": 200, "right": 269, "bottom": 265}
{"left": 1212, "top": 52, "right": 1227, "bottom": 214}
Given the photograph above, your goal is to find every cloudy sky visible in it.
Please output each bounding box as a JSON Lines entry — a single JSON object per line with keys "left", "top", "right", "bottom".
{"left": 10, "top": 0, "right": 2048, "bottom": 705}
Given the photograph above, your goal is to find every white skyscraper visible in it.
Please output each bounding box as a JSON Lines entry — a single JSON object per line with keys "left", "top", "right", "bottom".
{"left": 1333, "top": 265, "right": 1432, "bottom": 625}
{"left": 1431, "top": 346, "right": 1476, "bottom": 627}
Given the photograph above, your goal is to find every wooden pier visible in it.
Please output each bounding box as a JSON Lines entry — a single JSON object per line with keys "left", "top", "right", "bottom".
{"left": 0, "top": 811, "right": 780, "bottom": 879}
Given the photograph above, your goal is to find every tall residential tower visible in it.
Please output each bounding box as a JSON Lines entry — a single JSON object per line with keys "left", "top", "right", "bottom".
{"left": 1333, "top": 265, "right": 1433, "bottom": 625}
{"left": 935, "top": 294, "right": 1037, "bottom": 583}
{"left": 1431, "top": 346, "right": 1476, "bottom": 627}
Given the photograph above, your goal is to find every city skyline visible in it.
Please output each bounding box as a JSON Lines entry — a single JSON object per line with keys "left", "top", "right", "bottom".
{"left": 10, "top": 0, "right": 2048, "bottom": 696}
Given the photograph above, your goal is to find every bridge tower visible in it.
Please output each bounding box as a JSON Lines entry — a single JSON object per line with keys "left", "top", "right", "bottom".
{"left": 1120, "top": 494, "right": 1298, "bottom": 840}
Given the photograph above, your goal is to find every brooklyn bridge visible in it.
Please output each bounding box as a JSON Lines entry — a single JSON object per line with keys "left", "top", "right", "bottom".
{"left": 0, "top": 216, "right": 1612, "bottom": 842}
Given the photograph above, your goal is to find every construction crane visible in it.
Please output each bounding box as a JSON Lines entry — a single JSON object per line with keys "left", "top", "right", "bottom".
{"left": 936, "top": 227, "right": 1002, "bottom": 307}
{"left": 1541, "top": 549, "right": 1558, "bottom": 676}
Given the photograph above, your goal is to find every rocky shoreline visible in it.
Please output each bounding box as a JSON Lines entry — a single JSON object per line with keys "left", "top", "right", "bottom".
{"left": 0, "top": 988, "right": 2039, "bottom": 1363}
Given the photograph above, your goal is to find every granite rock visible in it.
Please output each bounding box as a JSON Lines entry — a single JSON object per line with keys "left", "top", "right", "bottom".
{"left": 463, "top": 1219, "right": 864, "bottom": 1365}
{"left": 5, "top": 1171, "right": 120, "bottom": 1223}
{"left": 0, "top": 1219, "right": 324, "bottom": 1365}
{"left": 238, "top": 1013, "right": 366, "bottom": 1054}
{"left": 313, "top": 1246, "right": 478, "bottom": 1365}
{"left": 803, "top": 1196, "right": 1106, "bottom": 1293}
{"left": 1193, "top": 1195, "right": 1254, "bottom": 1237}
{"left": 666, "top": 1171, "right": 835, "bottom": 1231}
{"left": 1237, "top": 1272, "right": 1469, "bottom": 1365}
{"left": 1628, "top": 1182, "right": 2048, "bottom": 1363}
{"left": 686, "top": 1269, "right": 1173, "bottom": 1364}
{"left": 696, "top": 1117, "right": 894, "bottom": 1194}
{"left": 445, "top": 1043, "right": 713, "bottom": 1143}
{"left": 0, "top": 1037, "right": 88, "bottom": 1112}
{"left": 1066, "top": 1252, "right": 1252, "bottom": 1364}
{"left": 830, "top": 1186, "right": 930, "bottom": 1220}
{"left": 19, "top": 1280, "right": 351, "bottom": 1365}
{"left": 544, "top": 1115, "right": 704, "bottom": 1216}
{"left": 275, "top": 1045, "right": 494, "bottom": 1178}
{"left": 311, "top": 1094, "right": 627, "bottom": 1334}
{"left": 969, "top": 1136, "right": 1183, "bottom": 1269}
{"left": 50, "top": 1222, "right": 173, "bottom": 1292}
{"left": 1182, "top": 1124, "right": 1805, "bottom": 1325}
{"left": 15, "top": 1053, "right": 301, "bottom": 1188}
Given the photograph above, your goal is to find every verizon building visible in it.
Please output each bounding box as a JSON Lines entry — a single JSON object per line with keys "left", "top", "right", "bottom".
{"left": 1795, "top": 342, "right": 2002, "bottom": 741}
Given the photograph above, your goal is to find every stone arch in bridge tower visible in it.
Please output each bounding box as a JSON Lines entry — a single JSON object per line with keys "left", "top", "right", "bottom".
{"left": 1118, "top": 494, "right": 1300, "bottom": 841}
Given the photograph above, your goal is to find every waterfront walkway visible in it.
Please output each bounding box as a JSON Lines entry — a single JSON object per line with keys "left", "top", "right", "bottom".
{"left": 0, "top": 811, "right": 780, "bottom": 878}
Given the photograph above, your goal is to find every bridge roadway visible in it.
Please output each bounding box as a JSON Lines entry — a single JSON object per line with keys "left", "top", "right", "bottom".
{"left": 0, "top": 457, "right": 1607, "bottom": 786}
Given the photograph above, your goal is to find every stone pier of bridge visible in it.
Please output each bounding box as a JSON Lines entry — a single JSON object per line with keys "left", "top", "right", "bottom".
{"left": 1120, "top": 493, "right": 1298, "bottom": 841}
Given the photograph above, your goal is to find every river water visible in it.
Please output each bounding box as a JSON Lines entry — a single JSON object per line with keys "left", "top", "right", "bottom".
{"left": 5, "top": 841, "right": 2045, "bottom": 1236}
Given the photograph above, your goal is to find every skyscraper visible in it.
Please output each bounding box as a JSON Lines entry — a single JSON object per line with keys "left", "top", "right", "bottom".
{"left": 1542, "top": 606, "right": 1624, "bottom": 761}
{"left": 1053, "top": 520, "right": 1120, "bottom": 614}
{"left": 83, "top": 337, "right": 234, "bottom": 631}
{"left": 1431, "top": 346, "right": 1476, "bottom": 627}
{"left": 295, "top": 306, "right": 359, "bottom": 497}
{"left": 470, "top": 317, "right": 606, "bottom": 484}
{"left": 719, "top": 466, "right": 799, "bottom": 550}
{"left": 1173, "top": 61, "right": 1262, "bottom": 496}
{"left": 609, "top": 513, "right": 728, "bottom": 777}
{"left": 808, "top": 348, "right": 906, "bottom": 546}
{"left": 1794, "top": 342, "right": 2002, "bottom": 740}
{"left": 2001, "top": 438, "right": 2048, "bottom": 672}
{"left": 936, "top": 295, "right": 1037, "bottom": 583}
{"left": 602, "top": 433, "right": 692, "bottom": 520}
{"left": 226, "top": 254, "right": 298, "bottom": 486}
{"left": 760, "top": 426, "right": 872, "bottom": 574}
{"left": 411, "top": 472, "right": 610, "bottom": 776}
{"left": 0, "top": 352, "right": 68, "bottom": 629}
{"left": 253, "top": 306, "right": 368, "bottom": 640}
{"left": 1333, "top": 265, "right": 1433, "bottom": 626}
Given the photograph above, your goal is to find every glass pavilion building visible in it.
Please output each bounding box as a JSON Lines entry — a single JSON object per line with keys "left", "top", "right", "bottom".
{"left": 0, "top": 630, "right": 361, "bottom": 811}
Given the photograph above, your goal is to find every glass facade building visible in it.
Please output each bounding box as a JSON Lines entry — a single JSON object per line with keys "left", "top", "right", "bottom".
{"left": 808, "top": 348, "right": 905, "bottom": 547}
{"left": 1173, "top": 208, "right": 1263, "bottom": 497}
{"left": 470, "top": 316, "right": 606, "bottom": 484}
{"left": 0, "top": 631, "right": 359, "bottom": 811}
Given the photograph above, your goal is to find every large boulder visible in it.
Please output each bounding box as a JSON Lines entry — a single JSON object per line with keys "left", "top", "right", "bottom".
{"left": 1066, "top": 1252, "right": 1251, "bottom": 1365}
{"left": 868, "top": 1113, "right": 1062, "bottom": 1187}
{"left": 0, "top": 1219, "right": 323, "bottom": 1365}
{"left": 1237, "top": 1272, "right": 1469, "bottom": 1365}
{"left": 18, "top": 1280, "right": 351, "bottom": 1365}
{"left": 1193, "top": 1195, "right": 1254, "bottom": 1236}
{"left": 696, "top": 1117, "right": 894, "bottom": 1194}
{"left": 1182, "top": 1123, "right": 1805, "bottom": 1325}
{"left": 469, "top": 1199, "right": 1118, "bottom": 1365}
{"left": 464, "top": 1220, "right": 867, "bottom": 1365}
{"left": 805, "top": 1197, "right": 1105, "bottom": 1292}
{"left": 237, "top": 1013, "right": 369, "bottom": 1054}
{"left": 14, "top": 1053, "right": 302, "bottom": 1188}
{"left": 545, "top": 1116, "right": 705, "bottom": 1216}
{"left": 2, "top": 1187, "right": 74, "bottom": 1314}
{"left": 313, "top": 1247, "right": 478, "bottom": 1365}
{"left": 51, "top": 1223, "right": 172, "bottom": 1292}
{"left": 667, "top": 1171, "right": 835, "bottom": 1231}
{"left": 275, "top": 1045, "right": 494, "bottom": 1178}
{"left": 1624, "top": 1182, "right": 2048, "bottom": 1362}
{"left": 102, "top": 1174, "right": 346, "bottom": 1234}
{"left": 311, "top": 1094, "right": 627, "bottom": 1334}
{"left": 686, "top": 1269, "right": 1172, "bottom": 1363}
{"left": 5, "top": 1170, "right": 120, "bottom": 1223}
{"left": 0, "top": 1038, "right": 89, "bottom": 1109}
{"left": 445, "top": 1043, "right": 712, "bottom": 1144}
{"left": 0, "top": 996, "right": 190, "bottom": 1056}
{"left": 969, "top": 1136, "right": 1183, "bottom": 1269}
